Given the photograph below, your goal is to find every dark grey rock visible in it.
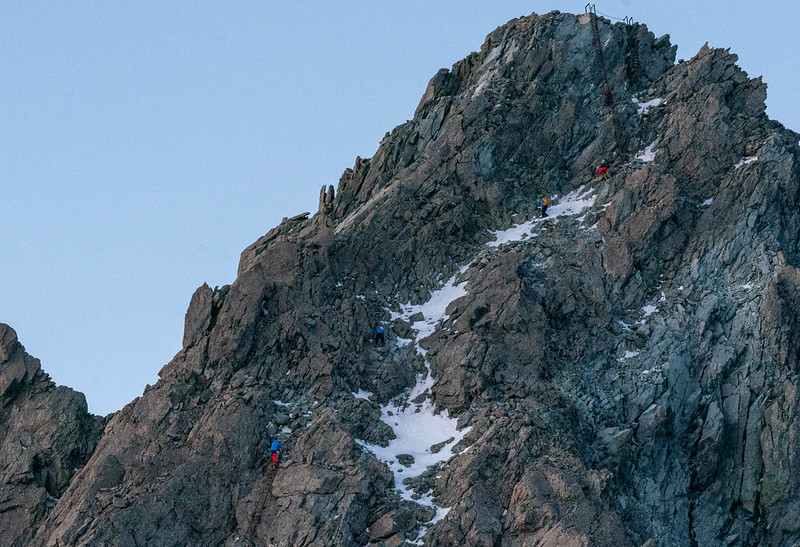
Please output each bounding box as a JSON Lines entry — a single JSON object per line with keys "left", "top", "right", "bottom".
{"left": 396, "top": 454, "right": 415, "bottom": 467}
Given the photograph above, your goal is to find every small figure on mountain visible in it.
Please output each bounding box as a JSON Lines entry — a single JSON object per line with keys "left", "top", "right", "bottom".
{"left": 270, "top": 439, "right": 284, "bottom": 466}
{"left": 374, "top": 326, "right": 385, "bottom": 347}
{"left": 598, "top": 160, "right": 610, "bottom": 180}
{"left": 536, "top": 196, "right": 550, "bottom": 217}
{"left": 603, "top": 86, "right": 614, "bottom": 106}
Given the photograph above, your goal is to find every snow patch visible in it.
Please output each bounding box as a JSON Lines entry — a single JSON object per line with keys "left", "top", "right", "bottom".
{"left": 618, "top": 350, "right": 640, "bottom": 362}
{"left": 642, "top": 305, "right": 658, "bottom": 317}
{"left": 395, "top": 272, "right": 469, "bottom": 344}
{"left": 353, "top": 389, "right": 374, "bottom": 400}
{"left": 701, "top": 198, "right": 713, "bottom": 206}
{"left": 741, "top": 283, "right": 753, "bottom": 290}
{"left": 635, "top": 142, "right": 657, "bottom": 162}
{"left": 632, "top": 96, "right": 664, "bottom": 115}
{"left": 487, "top": 187, "right": 597, "bottom": 247}
{"left": 641, "top": 364, "right": 663, "bottom": 376}
{"left": 360, "top": 399, "right": 467, "bottom": 500}
{"left": 617, "top": 320, "right": 632, "bottom": 331}
{"left": 430, "top": 506, "right": 451, "bottom": 523}
{"left": 409, "top": 505, "right": 452, "bottom": 545}
{"left": 735, "top": 156, "right": 759, "bottom": 168}
{"left": 368, "top": 185, "right": 601, "bottom": 523}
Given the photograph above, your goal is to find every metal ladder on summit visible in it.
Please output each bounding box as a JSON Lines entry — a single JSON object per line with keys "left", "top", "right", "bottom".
{"left": 623, "top": 16, "right": 642, "bottom": 87}
{"left": 585, "top": 4, "right": 627, "bottom": 152}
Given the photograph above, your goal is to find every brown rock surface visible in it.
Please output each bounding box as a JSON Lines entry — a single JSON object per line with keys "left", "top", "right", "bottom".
{"left": 0, "top": 324, "right": 104, "bottom": 547}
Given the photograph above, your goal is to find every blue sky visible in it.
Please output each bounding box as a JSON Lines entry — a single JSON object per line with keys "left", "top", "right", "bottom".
{"left": 2, "top": 2, "right": 798, "bottom": 415}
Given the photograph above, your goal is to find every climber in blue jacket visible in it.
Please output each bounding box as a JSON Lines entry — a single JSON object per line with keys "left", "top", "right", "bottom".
{"left": 270, "top": 439, "right": 284, "bottom": 465}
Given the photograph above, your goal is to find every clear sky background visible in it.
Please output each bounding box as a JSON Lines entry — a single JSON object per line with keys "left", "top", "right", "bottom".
{"left": 2, "top": 1, "right": 798, "bottom": 416}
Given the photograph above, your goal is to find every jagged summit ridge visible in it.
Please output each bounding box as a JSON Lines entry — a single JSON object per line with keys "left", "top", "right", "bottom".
{"left": 239, "top": 11, "right": 677, "bottom": 296}
{"left": 3, "top": 10, "right": 800, "bottom": 547}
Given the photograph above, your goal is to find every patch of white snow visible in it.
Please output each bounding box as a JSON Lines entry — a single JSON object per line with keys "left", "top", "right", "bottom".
{"left": 410, "top": 505, "right": 452, "bottom": 545}
{"left": 354, "top": 389, "right": 374, "bottom": 400}
{"left": 701, "top": 198, "right": 713, "bottom": 206}
{"left": 487, "top": 187, "right": 597, "bottom": 247}
{"left": 361, "top": 398, "right": 467, "bottom": 500}
{"left": 632, "top": 96, "right": 664, "bottom": 115}
{"left": 635, "top": 142, "right": 657, "bottom": 162}
{"left": 642, "top": 305, "right": 658, "bottom": 317}
{"left": 398, "top": 273, "right": 469, "bottom": 343}
{"left": 618, "top": 350, "right": 641, "bottom": 362}
{"left": 735, "top": 156, "right": 759, "bottom": 168}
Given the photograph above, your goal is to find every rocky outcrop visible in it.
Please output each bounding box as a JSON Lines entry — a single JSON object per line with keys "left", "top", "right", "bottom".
{"left": 0, "top": 324, "right": 104, "bottom": 546}
{"left": 4, "top": 9, "right": 800, "bottom": 547}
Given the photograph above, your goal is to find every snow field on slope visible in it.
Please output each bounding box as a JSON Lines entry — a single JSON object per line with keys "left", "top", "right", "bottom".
{"left": 487, "top": 186, "right": 597, "bottom": 247}
{"left": 361, "top": 271, "right": 471, "bottom": 506}
{"left": 366, "top": 398, "right": 466, "bottom": 496}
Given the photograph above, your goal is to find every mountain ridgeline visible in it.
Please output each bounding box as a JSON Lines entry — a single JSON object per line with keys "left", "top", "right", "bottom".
{"left": 3, "top": 10, "right": 800, "bottom": 547}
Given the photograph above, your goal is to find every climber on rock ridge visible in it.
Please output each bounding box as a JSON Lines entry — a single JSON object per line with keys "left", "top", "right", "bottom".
{"left": 598, "top": 160, "right": 610, "bottom": 180}
{"left": 270, "top": 439, "right": 284, "bottom": 466}
{"left": 536, "top": 196, "right": 550, "bottom": 217}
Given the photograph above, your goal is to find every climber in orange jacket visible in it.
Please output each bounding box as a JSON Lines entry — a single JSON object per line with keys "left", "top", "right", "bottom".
{"left": 536, "top": 197, "right": 549, "bottom": 217}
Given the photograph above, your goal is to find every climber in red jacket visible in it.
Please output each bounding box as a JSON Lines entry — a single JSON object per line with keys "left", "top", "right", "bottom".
{"left": 598, "top": 160, "right": 610, "bottom": 180}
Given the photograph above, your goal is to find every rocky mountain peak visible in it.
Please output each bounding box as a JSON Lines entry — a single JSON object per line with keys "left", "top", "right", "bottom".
{"left": 4, "top": 10, "right": 800, "bottom": 547}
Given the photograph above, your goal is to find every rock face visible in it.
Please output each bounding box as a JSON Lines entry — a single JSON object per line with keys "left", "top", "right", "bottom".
{"left": 3, "top": 9, "right": 800, "bottom": 547}
{"left": 0, "top": 324, "right": 104, "bottom": 546}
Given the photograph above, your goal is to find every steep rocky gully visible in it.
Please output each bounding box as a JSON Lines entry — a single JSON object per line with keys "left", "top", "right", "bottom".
{"left": 3, "top": 10, "right": 800, "bottom": 547}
